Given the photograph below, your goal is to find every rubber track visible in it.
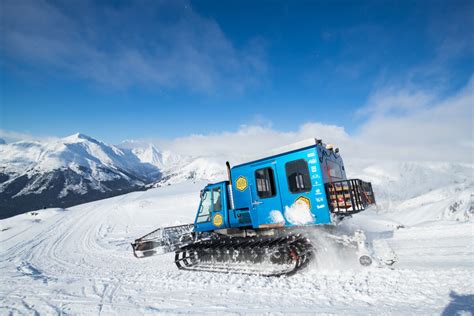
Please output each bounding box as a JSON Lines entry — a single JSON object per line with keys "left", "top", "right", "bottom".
{"left": 174, "top": 234, "right": 313, "bottom": 277}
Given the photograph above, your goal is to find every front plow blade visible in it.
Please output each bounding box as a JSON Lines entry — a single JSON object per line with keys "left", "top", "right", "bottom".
{"left": 132, "top": 223, "right": 194, "bottom": 258}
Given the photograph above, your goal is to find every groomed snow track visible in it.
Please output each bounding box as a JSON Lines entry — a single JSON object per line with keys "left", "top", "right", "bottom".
{"left": 1, "top": 182, "right": 473, "bottom": 314}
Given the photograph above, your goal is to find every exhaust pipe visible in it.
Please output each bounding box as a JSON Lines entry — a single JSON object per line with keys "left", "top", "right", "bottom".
{"left": 226, "top": 161, "right": 232, "bottom": 182}
{"left": 226, "top": 161, "right": 235, "bottom": 209}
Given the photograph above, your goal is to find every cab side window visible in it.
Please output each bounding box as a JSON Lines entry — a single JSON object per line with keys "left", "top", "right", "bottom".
{"left": 326, "top": 160, "right": 343, "bottom": 179}
{"left": 255, "top": 167, "right": 277, "bottom": 198}
{"left": 285, "top": 159, "right": 312, "bottom": 193}
{"left": 212, "top": 187, "right": 222, "bottom": 211}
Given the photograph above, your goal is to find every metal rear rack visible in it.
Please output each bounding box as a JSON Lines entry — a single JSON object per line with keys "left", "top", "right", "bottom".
{"left": 325, "top": 179, "right": 376, "bottom": 215}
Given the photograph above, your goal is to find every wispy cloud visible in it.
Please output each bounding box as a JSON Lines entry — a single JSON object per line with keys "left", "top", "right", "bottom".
{"left": 356, "top": 76, "right": 473, "bottom": 162}
{"left": 0, "top": 129, "right": 58, "bottom": 143}
{"left": 1, "top": 0, "right": 266, "bottom": 93}
{"left": 357, "top": 88, "right": 435, "bottom": 117}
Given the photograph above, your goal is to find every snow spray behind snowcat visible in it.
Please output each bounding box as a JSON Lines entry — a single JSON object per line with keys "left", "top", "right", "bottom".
{"left": 132, "top": 138, "right": 377, "bottom": 276}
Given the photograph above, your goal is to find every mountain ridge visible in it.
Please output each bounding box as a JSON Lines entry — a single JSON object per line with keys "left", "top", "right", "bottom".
{"left": 0, "top": 133, "right": 226, "bottom": 218}
{"left": 0, "top": 134, "right": 161, "bottom": 218}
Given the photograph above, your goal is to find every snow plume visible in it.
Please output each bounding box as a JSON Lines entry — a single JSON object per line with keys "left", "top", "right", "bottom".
{"left": 268, "top": 210, "right": 285, "bottom": 224}
{"left": 284, "top": 201, "right": 314, "bottom": 225}
{"left": 307, "top": 229, "right": 362, "bottom": 271}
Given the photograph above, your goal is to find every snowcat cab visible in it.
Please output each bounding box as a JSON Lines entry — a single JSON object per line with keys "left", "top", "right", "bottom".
{"left": 132, "top": 138, "right": 377, "bottom": 276}
{"left": 193, "top": 138, "right": 375, "bottom": 233}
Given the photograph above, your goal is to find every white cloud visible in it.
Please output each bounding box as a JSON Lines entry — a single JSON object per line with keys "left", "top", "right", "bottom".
{"left": 358, "top": 88, "right": 435, "bottom": 117}
{"left": 153, "top": 77, "right": 473, "bottom": 163}
{"left": 154, "top": 122, "right": 349, "bottom": 159}
{"left": 355, "top": 76, "right": 473, "bottom": 162}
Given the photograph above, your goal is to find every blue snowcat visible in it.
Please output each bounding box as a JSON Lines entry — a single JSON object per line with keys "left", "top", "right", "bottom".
{"left": 132, "top": 138, "right": 376, "bottom": 276}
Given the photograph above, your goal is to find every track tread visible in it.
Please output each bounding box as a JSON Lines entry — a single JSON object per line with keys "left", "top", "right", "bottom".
{"left": 174, "top": 234, "right": 313, "bottom": 277}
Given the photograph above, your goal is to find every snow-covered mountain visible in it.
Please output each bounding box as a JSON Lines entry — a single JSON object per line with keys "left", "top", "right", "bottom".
{"left": 0, "top": 134, "right": 231, "bottom": 219}
{"left": 0, "top": 133, "right": 162, "bottom": 219}
{"left": 152, "top": 156, "right": 227, "bottom": 186}
{"left": 118, "top": 140, "right": 227, "bottom": 187}
{"left": 119, "top": 140, "right": 183, "bottom": 170}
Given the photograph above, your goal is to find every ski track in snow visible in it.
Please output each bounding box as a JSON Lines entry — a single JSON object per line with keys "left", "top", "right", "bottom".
{"left": 1, "top": 182, "right": 473, "bottom": 314}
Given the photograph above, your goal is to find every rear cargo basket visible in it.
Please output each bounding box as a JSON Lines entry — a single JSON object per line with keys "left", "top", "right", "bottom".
{"left": 324, "top": 179, "right": 376, "bottom": 215}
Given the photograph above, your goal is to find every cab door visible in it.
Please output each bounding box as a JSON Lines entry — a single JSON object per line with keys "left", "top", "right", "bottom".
{"left": 249, "top": 162, "right": 282, "bottom": 228}
{"left": 194, "top": 183, "right": 228, "bottom": 232}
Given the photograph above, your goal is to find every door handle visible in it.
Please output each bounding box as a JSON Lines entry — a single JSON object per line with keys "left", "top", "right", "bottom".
{"left": 249, "top": 185, "right": 263, "bottom": 209}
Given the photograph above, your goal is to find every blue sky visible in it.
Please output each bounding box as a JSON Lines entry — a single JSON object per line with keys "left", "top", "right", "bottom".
{"left": 0, "top": 0, "right": 473, "bottom": 145}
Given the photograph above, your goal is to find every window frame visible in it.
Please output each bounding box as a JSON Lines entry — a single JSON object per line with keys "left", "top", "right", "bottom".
{"left": 285, "top": 159, "right": 312, "bottom": 194}
{"left": 254, "top": 167, "right": 277, "bottom": 199}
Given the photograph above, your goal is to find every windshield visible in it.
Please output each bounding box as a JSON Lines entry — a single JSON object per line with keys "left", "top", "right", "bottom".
{"left": 196, "top": 190, "right": 212, "bottom": 223}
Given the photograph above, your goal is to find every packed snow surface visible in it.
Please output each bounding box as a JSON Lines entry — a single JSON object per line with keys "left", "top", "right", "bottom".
{"left": 1, "top": 179, "right": 473, "bottom": 314}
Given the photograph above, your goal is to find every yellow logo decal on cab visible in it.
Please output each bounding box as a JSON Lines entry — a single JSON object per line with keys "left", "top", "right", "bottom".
{"left": 295, "top": 196, "right": 311, "bottom": 209}
{"left": 235, "top": 176, "right": 248, "bottom": 191}
{"left": 213, "top": 214, "right": 223, "bottom": 227}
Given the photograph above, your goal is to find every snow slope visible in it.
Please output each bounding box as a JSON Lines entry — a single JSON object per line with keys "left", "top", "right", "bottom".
{"left": 347, "top": 160, "right": 474, "bottom": 224}
{"left": 1, "top": 179, "right": 473, "bottom": 314}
